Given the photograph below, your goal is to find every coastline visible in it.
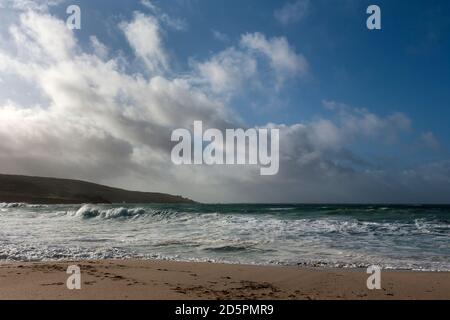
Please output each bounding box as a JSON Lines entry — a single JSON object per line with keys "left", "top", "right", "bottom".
{"left": 0, "top": 259, "right": 449, "bottom": 300}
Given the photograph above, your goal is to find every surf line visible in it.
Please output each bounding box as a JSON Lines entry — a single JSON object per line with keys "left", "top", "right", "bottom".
{"left": 171, "top": 121, "right": 279, "bottom": 175}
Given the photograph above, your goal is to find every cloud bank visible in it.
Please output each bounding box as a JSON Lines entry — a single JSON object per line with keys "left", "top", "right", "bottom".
{"left": 0, "top": 2, "right": 448, "bottom": 203}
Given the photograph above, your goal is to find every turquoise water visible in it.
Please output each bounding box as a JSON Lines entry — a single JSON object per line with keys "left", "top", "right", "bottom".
{"left": 0, "top": 203, "right": 449, "bottom": 270}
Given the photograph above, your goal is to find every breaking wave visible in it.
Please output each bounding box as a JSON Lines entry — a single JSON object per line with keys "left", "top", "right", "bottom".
{"left": 0, "top": 202, "right": 27, "bottom": 208}
{"left": 72, "top": 204, "right": 147, "bottom": 219}
{"left": 69, "top": 204, "right": 181, "bottom": 220}
{"left": 0, "top": 203, "right": 48, "bottom": 209}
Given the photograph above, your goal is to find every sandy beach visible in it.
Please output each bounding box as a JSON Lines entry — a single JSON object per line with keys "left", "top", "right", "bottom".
{"left": 0, "top": 260, "right": 448, "bottom": 300}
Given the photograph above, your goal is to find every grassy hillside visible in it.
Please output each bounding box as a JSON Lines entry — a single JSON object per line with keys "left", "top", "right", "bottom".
{"left": 0, "top": 174, "right": 194, "bottom": 204}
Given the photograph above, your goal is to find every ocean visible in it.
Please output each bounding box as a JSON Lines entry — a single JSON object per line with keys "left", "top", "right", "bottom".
{"left": 0, "top": 203, "right": 449, "bottom": 271}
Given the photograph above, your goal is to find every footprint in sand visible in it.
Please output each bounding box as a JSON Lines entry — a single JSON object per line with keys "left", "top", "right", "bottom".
{"left": 41, "top": 282, "right": 64, "bottom": 286}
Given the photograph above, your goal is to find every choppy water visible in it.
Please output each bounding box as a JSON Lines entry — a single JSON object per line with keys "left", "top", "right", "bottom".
{"left": 0, "top": 203, "right": 449, "bottom": 271}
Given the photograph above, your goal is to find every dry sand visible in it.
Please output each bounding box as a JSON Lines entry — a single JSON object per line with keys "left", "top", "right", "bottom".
{"left": 0, "top": 260, "right": 448, "bottom": 300}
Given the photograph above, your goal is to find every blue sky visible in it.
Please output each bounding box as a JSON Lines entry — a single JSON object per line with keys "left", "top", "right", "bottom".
{"left": 51, "top": 0, "right": 450, "bottom": 154}
{"left": 61, "top": 1, "right": 450, "bottom": 114}
{"left": 0, "top": 0, "right": 449, "bottom": 202}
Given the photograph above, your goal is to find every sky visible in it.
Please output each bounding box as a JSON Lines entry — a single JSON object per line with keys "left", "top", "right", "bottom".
{"left": 0, "top": 0, "right": 449, "bottom": 203}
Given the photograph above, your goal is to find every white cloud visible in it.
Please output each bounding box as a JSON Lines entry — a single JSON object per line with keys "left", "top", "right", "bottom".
{"left": 140, "top": 0, "right": 157, "bottom": 11}
{"left": 140, "top": 0, "right": 187, "bottom": 31}
{"left": 212, "top": 29, "right": 229, "bottom": 42}
{"left": 120, "top": 12, "right": 168, "bottom": 74}
{"left": 421, "top": 131, "right": 440, "bottom": 150}
{"left": 0, "top": 0, "right": 62, "bottom": 12}
{"left": 90, "top": 36, "right": 109, "bottom": 60}
{"left": 241, "top": 32, "right": 308, "bottom": 86}
{"left": 193, "top": 32, "right": 308, "bottom": 96}
{"left": 0, "top": 10, "right": 233, "bottom": 192}
{"left": 322, "top": 100, "right": 411, "bottom": 141}
{"left": 11, "top": 11, "right": 76, "bottom": 62}
{"left": 274, "top": 0, "right": 310, "bottom": 25}
{"left": 194, "top": 47, "right": 257, "bottom": 96}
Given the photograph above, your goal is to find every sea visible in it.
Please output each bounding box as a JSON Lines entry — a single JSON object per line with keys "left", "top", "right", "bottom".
{"left": 0, "top": 203, "right": 449, "bottom": 271}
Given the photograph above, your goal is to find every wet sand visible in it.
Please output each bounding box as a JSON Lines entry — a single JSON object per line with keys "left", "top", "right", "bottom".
{"left": 0, "top": 260, "right": 448, "bottom": 300}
